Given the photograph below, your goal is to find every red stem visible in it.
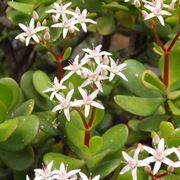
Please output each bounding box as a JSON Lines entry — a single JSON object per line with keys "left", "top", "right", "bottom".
{"left": 57, "top": 61, "right": 63, "bottom": 81}
{"left": 167, "top": 30, "right": 180, "bottom": 51}
{"left": 84, "top": 129, "right": 91, "bottom": 146}
{"left": 148, "top": 172, "right": 168, "bottom": 179}
{"left": 83, "top": 107, "right": 96, "bottom": 146}
{"left": 151, "top": 22, "right": 166, "bottom": 52}
{"left": 151, "top": 23, "right": 180, "bottom": 87}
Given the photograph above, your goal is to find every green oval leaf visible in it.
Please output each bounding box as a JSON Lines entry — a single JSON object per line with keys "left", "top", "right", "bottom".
{"left": 0, "top": 78, "right": 22, "bottom": 113}
{"left": 0, "top": 101, "right": 7, "bottom": 123}
{"left": 96, "top": 15, "right": 115, "bottom": 35}
{"left": 20, "top": 71, "right": 52, "bottom": 110}
{"left": 102, "top": 124, "right": 128, "bottom": 153}
{"left": 44, "top": 152, "right": 85, "bottom": 170}
{"left": 0, "top": 119, "right": 19, "bottom": 142}
{"left": 142, "top": 70, "right": 166, "bottom": 94}
{"left": 138, "top": 115, "right": 168, "bottom": 132}
{"left": 114, "top": 95, "right": 165, "bottom": 116}
{"left": 89, "top": 136, "right": 103, "bottom": 153}
{"left": 122, "top": 60, "right": 160, "bottom": 97}
{"left": 8, "top": 2, "right": 34, "bottom": 15}
{"left": 33, "top": 70, "right": 51, "bottom": 99}
{"left": 62, "top": 47, "right": 72, "bottom": 61}
{"left": 9, "top": 99, "right": 35, "bottom": 118}
{"left": 0, "top": 146, "right": 34, "bottom": 171}
{"left": 0, "top": 115, "right": 40, "bottom": 152}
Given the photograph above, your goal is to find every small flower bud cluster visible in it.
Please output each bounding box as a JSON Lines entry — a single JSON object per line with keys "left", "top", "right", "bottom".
{"left": 43, "top": 44, "right": 127, "bottom": 120}
{"left": 15, "top": 1, "right": 96, "bottom": 46}
{"left": 26, "top": 161, "right": 100, "bottom": 180}
{"left": 120, "top": 138, "right": 180, "bottom": 180}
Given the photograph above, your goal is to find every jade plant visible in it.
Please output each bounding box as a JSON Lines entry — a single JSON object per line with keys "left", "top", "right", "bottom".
{"left": 0, "top": 0, "right": 179, "bottom": 180}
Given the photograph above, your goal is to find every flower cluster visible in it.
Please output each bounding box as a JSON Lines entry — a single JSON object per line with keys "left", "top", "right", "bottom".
{"left": 26, "top": 161, "right": 100, "bottom": 180}
{"left": 120, "top": 138, "right": 180, "bottom": 180}
{"left": 43, "top": 44, "right": 127, "bottom": 120}
{"left": 125, "top": 0, "right": 179, "bottom": 26}
{"left": 15, "top": 1, "right": 96, "bottom": 46}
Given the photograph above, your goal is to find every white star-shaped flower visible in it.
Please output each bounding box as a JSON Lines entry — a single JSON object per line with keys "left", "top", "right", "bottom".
{"left": 53, "top": 162, "right": 80, "bottom": 180}
{"left": 52, "top": 89, "right": 81, "bottom": 120}
{"left": 51, "top": 14, "right": 79, "bottom": 39}
{"left": 80, "top": 66, "right": 108, "bottom": 92}
{"left": 79, "top": 172, "right": 100, "bottom": 180}
{"left": 43, "top": 77, "right": 67, "bottom": 100}
{"left": 78, "top": 87, "right": 104, "bottom": 117}
{"left": 63, "top": 55, "right": 90, "bottom": 81}
{"left": 120, "top": 144, "right": 147, "bottom": 180}
{"left": 34, "top": 161, "right": 57, "bottom": 180}
{"left": 142, "top": 138, "right": 175, "bottom": 175}
{"left": 143, "top": 0, "right": 171, "bottom": 26}
{"left": 15, "top": 18, "right": 47, "bottom": 46}
{"left": 46, "top": 2, "right": 74, "bottom": 20}
{"left": 107, "top": 58, "right": 128, "bottom": 82}
{"left": 74, "top": 8, "right": 96, "bottom": 32}
{"left": 83, "top": 45, "right": 112, "bottom": 65}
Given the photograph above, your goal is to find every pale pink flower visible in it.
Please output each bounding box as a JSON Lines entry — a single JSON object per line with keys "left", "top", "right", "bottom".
{"left": 80, "top": 67, "right": 108, "bottom": 92}
{"left": 46, "top": 2, "right": 74, "bottom": 20}
{"left": 43, "top": 77, "right": 66, "bottom": 100}
{"left": 78, "top": 87, "right": 104, "bottom": 117}
{"left": 83, "top": 45, "right": 112, "bottom": 65}
{"left": 74, "top": 8, "right": 96, "bottom": 32}
{"left": 15, "top": 18, "right": 47, "bottom": 46}
{"left": 120, "top": 144, "right": 147, "bottom": 180}
{"left": 143, "top": 0, "right": 171, "bottom": 26}
{"left": 107, "top": 58, "right": 127, "bottom": 82}
{"left": 51, "top": 15, "right": 79, "bottom": 39}
{"left": 63, "top": 55, "right": 89, "bottom": 81}
{"left": 53, "top": 162, "right": 80, "bottom": 180}
{"left": 143, "top": 138, "right": 175, "bottom": 175}
{"left": 52, "top": 89, "right": 81, "bottom": 120}
{"left": 79, "top": 172, "right": 100, "bottom": 180}
{"left": 34, "top": 161, "right": 57, "bottom": 180}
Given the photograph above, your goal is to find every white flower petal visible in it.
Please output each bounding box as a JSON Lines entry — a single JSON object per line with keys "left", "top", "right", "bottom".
{"left": 122, "top": 151, "right": 133, "bottom": 161}
{"left": 153, "top": 161, "right": 162, "bottom": 175}
{"left": 131, "top": 168, "right": 137, "bottom": 180}
{"left": 120, "top": 165, "right": 131, "bottom": 174}
{"left": 91, "top": 101, "right": 104, "bottom": 109}
{"left": 85, "top": 104, "right": 90, "bottom": 117}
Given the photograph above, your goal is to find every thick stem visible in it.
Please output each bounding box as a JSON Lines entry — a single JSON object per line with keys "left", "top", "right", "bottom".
{"left": 168, "top": 30, "right": 180, "bottom": 51}
{"left": 57, "top": 61, "right": 63, "bottom": 81}
{"left": 149, "top": 172, "right": 169, "bottom": 179}
{"left": 84, "top": 129, "right": 91, "bottom": 146}
{"left": 151, "top": 22, "right": 166, "bottom": 52}
{"left": 84, "top": 108, "right": 96, "bottom": 147}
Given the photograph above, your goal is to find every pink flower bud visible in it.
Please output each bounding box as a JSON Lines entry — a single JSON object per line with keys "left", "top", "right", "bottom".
{"left": 167, "top": 165, "right": 174, "bottom": 172}
{"left": 44, "top": 31, "right": 51, "bottom": 41}
{"left": 52, "top": 15, "right": 58, "bottom": 23}
{"left": 32, "top": 10, "right": 39, "bottom": 20}
{"left": 144, "top": 165, "right": 152, "bottom": 172}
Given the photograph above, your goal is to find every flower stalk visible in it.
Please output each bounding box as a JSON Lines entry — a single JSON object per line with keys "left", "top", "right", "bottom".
{"left": 151, "top": 21, "right": 180, "bottom": 87}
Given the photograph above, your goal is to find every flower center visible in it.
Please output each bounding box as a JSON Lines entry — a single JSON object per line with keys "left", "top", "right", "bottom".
{"left": 26, "top": 27, "right": 34, "bottom": 36}
{"left": 57, "top": 5, "right": 63, "bottom": 13}
{"left": 85, "top": 96, "right": 93, "bottom": 104}
{"left": 88, "top": 72, "right": 98, "bottom": 81}
{"left": 154, "top": 7, "right": 161, "bottom": 15}
{"left": 112, "top": 64, "right": 119, "bottom": 73}
{"left": 63, "top": 20, "right": 70, "bottom": 28}
{"left": 61, "top": 99, "right": 69, "bottom": 108}
{"left": 154, "top": 149, "right": 165, "bottom": 161}
{"left": 128, "top": 159, "right": 136, "bottom": 168}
